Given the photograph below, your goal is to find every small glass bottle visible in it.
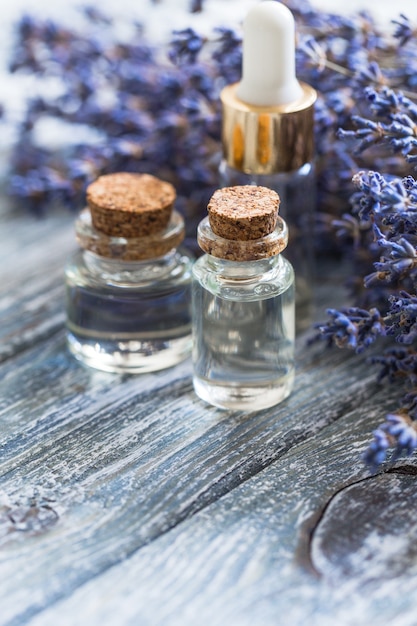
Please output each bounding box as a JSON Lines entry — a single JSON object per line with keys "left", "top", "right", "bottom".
{"left": 219, "top": 2, "right": 317, "bottom": 331}
{"left": 192, "top": 185, "right": 295, "bottom": 411}
{"left": 65, "top": 172, "right": 193, "bottom": 374}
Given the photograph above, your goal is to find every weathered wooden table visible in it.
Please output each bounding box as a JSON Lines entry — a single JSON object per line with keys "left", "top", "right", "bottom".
{"left": 1, "top": 199, "right": 416, "bottom": 626}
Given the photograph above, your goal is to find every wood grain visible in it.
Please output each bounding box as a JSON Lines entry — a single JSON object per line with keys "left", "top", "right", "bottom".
{"left": 0, "top": 209, "right": 75, "bottom": 361}
{"left": 1, "top": 209, "right": 415, "bottom": 626}
{"left": 20, "top": 384, "right": 417, "bottom": 626}
{"left": 311, "top": 469, "right": 417, "bottom": 582}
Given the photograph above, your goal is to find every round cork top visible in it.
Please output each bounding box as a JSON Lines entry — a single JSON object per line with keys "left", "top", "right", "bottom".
{"left": 207, "top": 185, "right": 280, "bottom": 241}
{"left": 86, "top": 172, "right": 176, "bottom": 238}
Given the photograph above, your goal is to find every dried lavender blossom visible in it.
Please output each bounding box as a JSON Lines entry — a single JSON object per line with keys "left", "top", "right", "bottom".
{"left": 5, "top": 2, "right": 410, "bottom": 228}
{"left": 7, "top": 9, "right": 232, "bottom": 237}
{"left": 364, "top": 412, "right": 417, "bottom": 467}
{"left": 316, "top": 307, "right": 385, "bottom": 353}
{"left": 316, "top": 165, "right": 417, "bottom": 465}
{"left": 300, "top": 4, "right": 417, "bottom": 466}
{"left": 190, "top": 0, "right": 204, "bottom": 15}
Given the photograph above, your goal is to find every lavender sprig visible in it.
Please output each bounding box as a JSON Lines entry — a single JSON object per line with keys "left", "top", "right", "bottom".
{"left": 7, "top": 1, "right": 416, "bottom": 227}
{"left": 316, "top": 307, "right": 384, "bottom": 352}
{"left": 392, "top": 14, "right": 415, "bottom": 46}
{"left": 168, "top": 28, "right": 205, "bottom": 65}
{"left": 364, "top": 412, "right": 417, "bottom": 467}
{"left": 338, "top": 88, "right": 417, "bottom": 159}
{"left": 317, "top": 165, "right": 417, "bottom": 465}
{"left": 386, "top": 292, "right": 417, "bottom": 345}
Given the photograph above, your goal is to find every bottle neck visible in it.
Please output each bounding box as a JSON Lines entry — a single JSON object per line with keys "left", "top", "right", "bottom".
{"left": 83, "top": 249, "right": 178, "bottom": 285}
{"left": 205, "top": 254, "right": 282, "bottom": 280}
{"left": 75, "top": 208, "right": 185, "bottom": 262}
{"left": 197, "top": 216, "right": 288, "bottom": 262}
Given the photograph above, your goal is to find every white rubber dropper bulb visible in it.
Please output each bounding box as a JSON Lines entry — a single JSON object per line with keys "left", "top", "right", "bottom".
{"left": 236, "top": 1, "right": 303, "bottom": 107}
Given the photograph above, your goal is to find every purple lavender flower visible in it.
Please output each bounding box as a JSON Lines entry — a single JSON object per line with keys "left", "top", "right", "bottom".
{"left": 318, "top": 89, "right": 417, "bottom": 468}
{"left": 364, "top": 412, "right": 417, "bottom": 466}
{"left": 363, "top": 427, "right": 391, "bottom": 467}
{"left": 338, "top": 86, "right": 417, "bottom": 159}
{"left": 168, "top": 28, "right": 205, "bottom": 65}
{"left": 316, "top": 307, "right": 384, "bottom": 353}
{"left": 392, "top": 14, "right": 414, "bottom": 47}
{"left": 371, "top": 347, "right": 413, "bottom": 382}
{"left": 385, "top": 292, "right": 417, "bottom": 345}
{"left": 190, "top": 0, "right": 204, "bottom": 13}
{"left": 211, "top": 28, "right": 242, "bottom": 85}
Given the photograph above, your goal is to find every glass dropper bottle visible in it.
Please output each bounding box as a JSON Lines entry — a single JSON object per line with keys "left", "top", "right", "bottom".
{"left": 219, "top": 1, "right": 317, "bottom": 331}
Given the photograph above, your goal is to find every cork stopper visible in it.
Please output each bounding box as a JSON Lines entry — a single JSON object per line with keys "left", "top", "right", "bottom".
{"left": 75, "top": 208, "right": 185, "bottom": 261}
{"left": 207, "top": 185, "right": 279, "bottom": 241}
{"left": 199, "top": 186, "right": 286, "bottom": 261}
{"left": 86, "top": 172, "right": 176, "bottom": 238}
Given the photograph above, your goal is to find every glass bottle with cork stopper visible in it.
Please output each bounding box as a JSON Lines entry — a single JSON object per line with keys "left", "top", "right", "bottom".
{"left": 65, "top": 172, "right": 193, "bottom": 373}
{"left": 192, "top": 185, "right": 295, "bottom": 411}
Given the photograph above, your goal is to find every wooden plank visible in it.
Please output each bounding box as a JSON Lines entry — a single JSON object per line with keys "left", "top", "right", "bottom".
{"left": 0, "top": 318, "right": 401, "bottom": 625}
{"left": 0, "top": 206, "right": 74, "bottom": 275}
{"left": 15, "top": 380, "right": 416, "bottom": 626}
{"left": 2, "top": 201, "right": 411, "bottom": 626}
{"left": 0, "top": 209, "right": 75, "bottom": 361}
{"left": 311, "top": 468, "right": 417, "bottom": 582}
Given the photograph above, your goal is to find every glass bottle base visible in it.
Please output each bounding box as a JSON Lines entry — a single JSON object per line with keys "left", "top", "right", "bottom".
{"left": 67, "top": 331, "right": 192, "bottom": 374}
{"left": 193, "top": 372, "right": 294, "bottom": 411}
